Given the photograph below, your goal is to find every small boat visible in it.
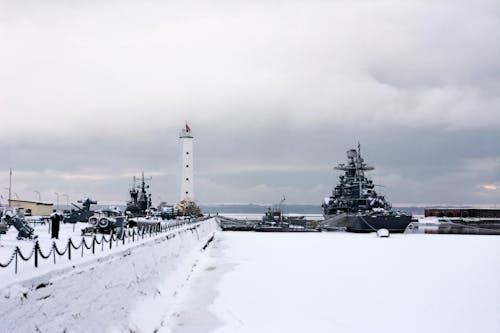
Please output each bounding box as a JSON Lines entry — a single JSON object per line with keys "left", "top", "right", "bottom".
{"left": 254, "top": 207, "right": 318, "bottom": 232}
{"left": 217, "top": 216, "right": 257, "bottom": 231}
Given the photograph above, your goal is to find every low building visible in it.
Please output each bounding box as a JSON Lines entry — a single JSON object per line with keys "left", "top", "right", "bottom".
{"left": 425, "top": 208, "right": 500, "bottom": 218}
{"left": 8, "top": 200, "right": 53, "bottom": 216}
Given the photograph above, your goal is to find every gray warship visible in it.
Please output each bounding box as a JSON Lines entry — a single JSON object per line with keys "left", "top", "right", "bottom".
{"left": 319, "top": 144, "right": 411, "bottom": 233}
{"left": 254, "top": 199, "right": 318, "bottom": 232}
{"left": 126, "top": 172, "right": 152, "bottom": 217}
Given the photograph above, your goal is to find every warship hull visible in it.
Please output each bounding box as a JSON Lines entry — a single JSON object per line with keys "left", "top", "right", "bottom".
{"left": 254, "top": 225, "right": 318, "bottom": 232}
{"left": 217, "top": 216, "right": 257, "bottom": 231}
{"left": 322, "top": 214, "right": 411, "bottom": 233}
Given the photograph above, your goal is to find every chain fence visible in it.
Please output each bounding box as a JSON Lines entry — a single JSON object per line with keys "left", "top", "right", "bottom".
{"left": 0, "top": 216, "right": 211, "bottom": 274}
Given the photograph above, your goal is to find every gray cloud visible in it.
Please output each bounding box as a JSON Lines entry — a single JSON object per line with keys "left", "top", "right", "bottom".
{"left": 1, "top": 0, "right": 500, "bottom": 207}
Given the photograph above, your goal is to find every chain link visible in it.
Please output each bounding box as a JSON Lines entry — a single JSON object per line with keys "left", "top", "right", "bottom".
{"left": 0, "top": 217, "right": 208, "bottom": 273}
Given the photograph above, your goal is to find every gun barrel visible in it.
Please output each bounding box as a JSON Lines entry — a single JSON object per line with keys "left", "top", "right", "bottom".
{"left": 71, "top": 203, "right": 83, "bottom": 211}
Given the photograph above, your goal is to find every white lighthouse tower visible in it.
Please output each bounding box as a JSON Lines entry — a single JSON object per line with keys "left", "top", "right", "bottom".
{"left": 179, "top": 123, "right": 194, "bottom": 202}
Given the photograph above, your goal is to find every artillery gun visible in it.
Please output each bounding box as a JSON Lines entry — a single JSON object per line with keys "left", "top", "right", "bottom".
{"left": 82, "top": 207, "right": 126, "bottom": 237}
{"left": 0, "top": 207, "right": 37, "bottom": 239}
{"left": 64, "top": 198, "right": 97, "bottom": 223}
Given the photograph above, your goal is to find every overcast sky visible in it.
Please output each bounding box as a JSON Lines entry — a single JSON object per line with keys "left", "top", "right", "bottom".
{"left": 1, "top": 0, "right": 500, "bottom": 207}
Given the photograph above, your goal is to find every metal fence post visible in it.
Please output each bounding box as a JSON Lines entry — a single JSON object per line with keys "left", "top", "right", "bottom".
{"left": 34, "top": 241, "right": 39, "bottom": 268}
{"left": 15, "top": 249, "right": 18, "bottom": 274}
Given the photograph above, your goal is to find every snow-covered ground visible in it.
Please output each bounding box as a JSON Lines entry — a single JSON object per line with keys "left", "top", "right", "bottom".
{"left": 0, "top": 219, "right": 218, "bottom": 333}
{"left": 0, "top": 220, "right": 188, "bottom": 288}
{"left": 164, "top": 231, "right": 500, "bottom": 333}
{"left": 2, "top": 218, "right": 499, "bottom": 333}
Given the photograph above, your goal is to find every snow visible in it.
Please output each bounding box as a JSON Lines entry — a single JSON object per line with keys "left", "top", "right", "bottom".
{"left": 2, "top": 218, "right": 499, "bottom": 333}
{"left": 165, "top": 231, "right": 500, "bottom": 333}
{"left": 0, "top": 219, "right": 218, "bottom": 333}
{"left": 376, "top": 228, "right": 390, "bottom": 237}
{"left": 0, "top": 220, "right": 189, "bottom": 288}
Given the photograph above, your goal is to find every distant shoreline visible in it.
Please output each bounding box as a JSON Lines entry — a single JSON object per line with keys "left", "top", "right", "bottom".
{"left": 25, "top": 203, "right": 498, "bottom": 216}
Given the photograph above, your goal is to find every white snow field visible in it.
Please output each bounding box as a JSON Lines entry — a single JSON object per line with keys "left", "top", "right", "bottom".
{"left": 0, "top": 220, "right": 201, "bottom": 288}
{"left": 1, "top": 220, "right": 499, "bottom": 333}
{"left": 163, "top": 231, "right": 500, "bottom": 333}
{"left": 0, "top": 219, "right": 218, "bottom": 333}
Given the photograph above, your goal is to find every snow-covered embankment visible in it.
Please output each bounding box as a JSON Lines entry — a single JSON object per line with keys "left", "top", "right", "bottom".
{"left": 0, "top": 218, "right": 219, "bottom": 333}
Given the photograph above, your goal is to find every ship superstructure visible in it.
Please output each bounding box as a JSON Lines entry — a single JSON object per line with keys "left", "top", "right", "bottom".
{"left": 323, "top": 143, "right": 390, "bottom": 216}
{"left": 320, "top": 143, "right": 411, "bottom": 232}
{"left": 126, "top": 172, "right": 152, "bottom": 217}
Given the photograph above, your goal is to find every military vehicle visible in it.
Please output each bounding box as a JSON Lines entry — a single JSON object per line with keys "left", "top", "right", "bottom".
{"left": 1, "top": 207, "right": 37, "bottom": 239}
{"left": 319, "top": 143, "right": 412, "bottom": 233}
{"left": 217, "top": 216, "right": 257, "bottom": 231}
{"left": 254, "top": 207, "right": 318, "bottom": 232}
{"left": 82, "top": 208, "right": 126, "bottom": 236}
{"left": 64, "top": 198, "right": 97, "bottom": 223}
{"left": 159, "top": 204, "right": 181, "bottom": 220}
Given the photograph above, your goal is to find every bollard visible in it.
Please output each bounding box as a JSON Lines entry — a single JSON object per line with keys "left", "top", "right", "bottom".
{"left": 15, "top": 249, "right": 18, "bottom": 274}
{"left": 34, "top": 241, "right": 39, "bottom": 268}
{"left": 377, "top": 228, "right": 390, "bottom": 237}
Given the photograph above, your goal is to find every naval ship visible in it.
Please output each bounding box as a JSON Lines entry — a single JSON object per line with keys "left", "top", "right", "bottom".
{"left": 126, "top": 172, "right": 152, "bottom": 217}
{"left": 253, "top": 207, "right": 318, "bottom": 232}
{"left": 319, "top": 144, "right": 411, "bottom": 233}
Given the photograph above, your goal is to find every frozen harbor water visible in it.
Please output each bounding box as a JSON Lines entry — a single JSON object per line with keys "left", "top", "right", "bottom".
{"left": 165, "top": 231, "right": 500, "bottom": 333}
{"left": 1, "top": 221, "right": 499, "bottom": 333}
